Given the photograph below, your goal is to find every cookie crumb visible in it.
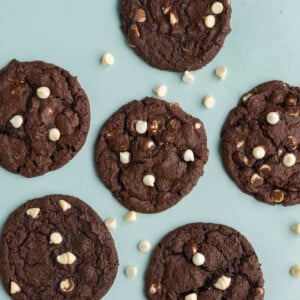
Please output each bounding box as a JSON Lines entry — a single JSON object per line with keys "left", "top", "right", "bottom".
{"left": 105, "top": 217, "right": 117, "bottom": 230}
{"left": 290, "top": 265, "right": 300, "bottom": 277}
{"left": 124, "top": 211, "right": 137, "bottom": 222}
{"left": 182, "top": 71, "right": 194, "bottom": 83}
{"left": 125, "top": 266, "right": 138, "bottom": 278}
{"left": 215, "top": 66, "right": 227, "bottom": 80}
{"left": 101, "top": 52, "right": 115, "bottom": 65}
{"left": 138, "top": 240, "right": 151, "bottom": 253}
{"left": 292, "top": 224, "right": 300, "bottom": 234}
{"left": 153, "top": 85, "right": 167, "bottom": 97}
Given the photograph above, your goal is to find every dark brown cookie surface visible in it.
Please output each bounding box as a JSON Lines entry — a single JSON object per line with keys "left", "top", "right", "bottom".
{"left": 146, "top": 223, "right": 264, "bottom": 300}
{"left": 95, "top": 97, "right": 208, "bottom": 213}
{"left": 0, "top": 195, "right": 118, "bottom": 299}
{"left": 120, "top": 0, "right": 231, "bottom": 72}
{"left": 0, "top": 60, "right": 90, "bottom": 177}
{"left": 222, "top": 81, "right": 300, "bottom": 206}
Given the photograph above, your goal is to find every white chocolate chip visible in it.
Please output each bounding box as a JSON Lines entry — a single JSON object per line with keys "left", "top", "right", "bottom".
{"left": 252, "top": 146, "right": 266, "bottom": 159}
{"left": 57, "top": 252, "right": 77, "bottom": 265}
{"left": 125, "top": 266, "right": 138, "bottom": 278}
{"left": 236, "top": 140, "right": 245, "bottom": 149}
{"left": 50, "top": 232, "right": 63, "bottom": 244}
{"left": 214, "top": 275, "right": 231, "bottom": 290}
{"left": 120, "top": 151, "right": 131, "bottom": 164}
{"left": 169, "top": 12, "right": 178, "bottom": 26}
{"left": 194, "top": 122, "right": 201, "bottom": 129}
{"left": 259, "top": 164, "right": 271, "bottom": 172}
{"left": 10, "top": 281, "right": 21, "bottom": 294}
{"left": 138, "top": 240, "right": 151, "bottom": 253}
{"left": 136, "top": 120, "right": 148, "bottom": 134}
{"left": 101, "top": 52, "right": 115, "bottom": 65}
{"left": 291, "top": 265, "right": 300, "bottom": 277}
{"left": 60, "top": 278, "right": 75, "bottom": 293}
{"left": 26, "top": 208, "right": 40, "bottom": 219}
{"left": 136, "top": 9, "right": 146, "bottom": 22}
{"left": 105, "top": 217, "right": 117, "bottom": 230}
{"left": 192, "top": 252, "right": 205, "bottom": 266}
{"left": 211, "top": 2, "right": 224, "bottom": 14}
{"left": 37, "top": 86, "right": 51, "bottom": 99}
{"left": 203, "top": 95, "right": 216, "bottom": 109}
{"left": 204, "top": 15, "right": 216, "bottom": 28}
{"left": 271, "top": 189, "right": 285, "bottom": 203}
{"left": 185, "top": 293, "right": 197, "bottom": 300}
{"left": 215, "top": 66, "right": 228, "bottom": 80}
{"left": 283, "top": 153, "right": 296, "bottom": 167}
{"left": 266, "top": 112, "right": 280, "bottom": 125}
{"left": 124, "top": 211, "right": 137, "bottom": 222}
{"left": 153, "top": 84, "right": 167, "bottom": 97}
{"left": 149, "top": 284, "right": 159, "bottom": 294}
{"left": 292, "top": 224, "right": 300, "bottom": 234}
{"left": 10, "top": 115, "right": 23, "bottom": 128}
{"left": 183, "top": 149, "right": 195, "bottom": 162}
{"left": 250, "top": 173, "right": 264, "bottom": 186}
{"left": 143, "top": 174, "right": 155, "bottom": 187}
{"left": 49, "top": 128, "right": 61, "bottom": 142}
{"left": 242, "top": 93, "right": 252, "bottom": 102}
{"left": 182, "top": 71, "right": 194, "bottom": 83}
{"left": 58, "top": 199, "right": 72, "bottom": 211}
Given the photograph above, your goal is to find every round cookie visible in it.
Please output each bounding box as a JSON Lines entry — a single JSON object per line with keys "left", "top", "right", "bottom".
{"left": 146, "top": 223, "right": 264, "bottom": 299}
{"left": 95, "top": 97, "right": 208, "bottom": 213}
{"left": 120, "top": 0, "right": 231, "bottom": 72}
{"left": 0, "top": 59, "right": 90, "bottom": 177}
{"left": 222, "top": 80, "right": 300, "bottom": 206}
{"left": 0, "top": 194, "right": 118, "bottom": 299}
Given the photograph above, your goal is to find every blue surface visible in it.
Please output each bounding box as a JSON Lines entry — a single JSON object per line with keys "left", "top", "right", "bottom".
{"left": 0, "top": 0, "right": 300, "bottom": 299}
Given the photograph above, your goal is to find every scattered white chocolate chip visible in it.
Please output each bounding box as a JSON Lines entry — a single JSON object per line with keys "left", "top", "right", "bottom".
{"left": 124, "top": 211, "right": 137, "bottom": 222}
{"left": 143, "top": 174, "right": 155, "bottom": 187}
{"left": 120, "top": 151, "right": 131, "bottom": 164}
{"left": 266, "top": 112, "right": 280, "bottom": 125}
{"left": 252, "top": 146, "right": 265, "bottom": 159}
{"left": 212, "top": 2, "right": 224, "bottom": 14}
{"left": 60, "top": 278, "right": 75, "bottom": 293}
{"left": 192, "top": 252, "right": 205, "bottom": 266}
{"left": 26, "top": 208, "right": 40, "bottom": 219}
{"left": 101, "top": 52, "right": 115, "bottom": 65}
{"left": 138, "top": 240, "right": 151, "bottom": 253}
{"left": 37, "top": 86, "right": 51, "bottom": 99}
{"left": 291, "top": 265, "right": 300, "bottom": 277}
{"left": 204, "top": 15, "right": 216, "bottom": 28}
{"left": 214, "top": 275, "right": 231, "bottom": 290}
{"left": 10, "top": 115, "right": 23, "bottom": 128}
{"left": 59, "top": 199, "right": 72, "bottom": 211}
{"left": 203, "top": 95, "right": 216, "bottom": 109}
{"left": 215, "top": 66, "right": 228, "bottom": 80}
{"left": 153, "top": 84, "right": 168, "bottom": 97}
{"left": 10, "top": 281, "right": 21, "bottom": 295}
{"left": 50, "top": 232, "right": 63, "bottom": 244}
{"left": 283, "top": 153, "right": 296, "bottom": 167}
{"left": 125, "top": 266, "right": 138, "bottom": 278}
{"left": 292, "top": 224, "right": 300, "bottom": 235}
{"left": 185, "top": 293, "right": 197, "bottom": 300}
{"left": 271, "top": 189, "right": 285, "bottom": 203}
{"left": 49, "top": 128, "right": 61, "bottom": 142}
{"left": 57, "top": 252, "right": 77, "bottom": 265}
{"left": 182, "top": 71, "right": 194, "bottom": 83}
{"left": 136, "top": 120, "right": 148, "bottom": 134}
{"left": 105, "top": 217, "right": 117, "bottom": 230}
{"left": 183, "top": 149, "right": 195, "bottom": 162}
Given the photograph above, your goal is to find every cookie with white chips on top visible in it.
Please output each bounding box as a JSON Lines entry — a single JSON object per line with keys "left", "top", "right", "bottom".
{"left": 0, "top": 194, "right": 118, "bottom": 299}
{"left": 0, "top": 59, "right": 90, "bottom": 177}
{"left": 146, "top": 223, "right": 264, "bottom": 299}
{"left": 95, "top": 97, "right": 208, "bottom": 213}
{"left": 221, "top": 80, "right": 300, "bottom": 205}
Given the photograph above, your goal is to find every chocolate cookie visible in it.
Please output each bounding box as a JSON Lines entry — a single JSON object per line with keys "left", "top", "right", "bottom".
{"left": 222, "top": 81, "right": 300, "bottom": 206}
{"left": 0, "top": 194, "right": 118, "bottom": 299}
{"left": 95, "top": 97, "right": 208, "bottom": 213}
{"left": 146, "top": 223, "right": 264, "bottom": 299}
{"left": 120, "top": 0, "right": 231, "bottom": 72}
{"left": 0, "top": 59, "right": 90, "bottom": 177}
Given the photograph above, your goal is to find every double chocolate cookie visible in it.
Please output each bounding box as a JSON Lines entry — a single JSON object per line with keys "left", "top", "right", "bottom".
{"left": 95, "top": 97, "right": 208, "bottom": 213}
{"left": 146, "top": 223, "right": 264, "bottom": 299}
{"left": 222, "top": 81, "right": 300, "bottom": 206}
{"left": 120, "top": 0, "right": 231, "bottom": 71}
{"left": 0, "top": 60, "right": 90, "bottom": 177}
{"left": 0, "top": 194, "right": 118, "bottom": 299}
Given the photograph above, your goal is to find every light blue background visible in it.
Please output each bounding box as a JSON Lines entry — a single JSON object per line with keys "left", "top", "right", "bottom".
{"left": 0, "top": 0, "right": 299, "bottom": 299}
